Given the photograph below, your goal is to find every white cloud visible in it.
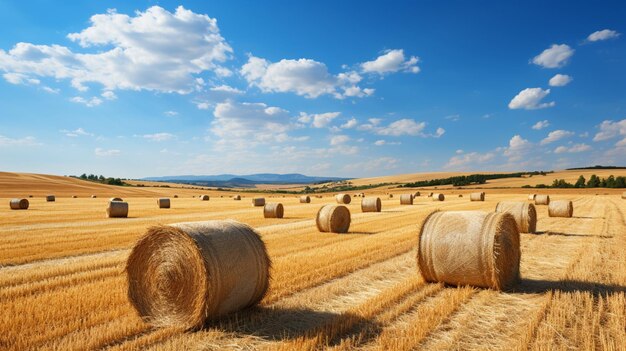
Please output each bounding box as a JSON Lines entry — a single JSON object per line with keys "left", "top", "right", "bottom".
{"left": 94, "top": 147, "right": 120, "bottom": 156}
{"left": 433, "top": 127, "right": 446, "bottom": 138}
{"left": 373, "top": 139, "right": 401, "bottom": 146}
{"left": 330, "top": 135, "right": 350, "bottom": 145}
{"left": 101, "top": 91, "right": 117, "bottom": 100}
{"left": 298, "top": 112, "right": 341, "bottom": 128}
{"left": 549, "top": 74, "right": 572, "bottom": 87}
{"left": 341, "top": 118, "right": 358, "bottom": 129}
{"left": 70, "top": 96, "right": 103, "bottom": 107}
{"left": 503, "top": 135, "right": 532, "bottom": 162}
{"left": 360, "top": 49, "right": 420, "bottom": 74}
{"left": 3, "top": 72, "right": 40, "bottom": 85}
{"left": 532, "top": 120, "right": 550, "bottom": 130}
{"left": 593, "top": 119, "right": 626, "bottom": 143}
{"left": 540, "top": 130, "right": 575, "bottom": 145}
{"left": 0, "top": 135, "right": 39, "bottom": 147}
{"left": 445, "top": 114, "right": 460, "bottom": 121}
{"left": 0, "top": 6, "right": 232, "bottom": 95}
{"left": 210, "top": 85, "right": 244, "bottom": 94}
{"left": 587, "top": 29, "right": 620, "bottom": 42}
{"left": 508, "top": 88, "right": 555, "bottom": 110}
{"left": 445, "top": 151, "right": 495, "bottom": 169}
{"left": 164, "top": 110, "right": 179, "bottom": 117}
{"left": 142, "top": 132, "right": 175, "bottom": 142}
{"left": 42, "top": 86, "right": 59, "bottom": 94}
{"left": 377, "top": 119, "right": 426, "bottom": 136}
{"left": 554, "top": 143, "right": 591, "bottom": 154}
{"left": 532, "top": 44, "right": 574, "bottom": 68}
{"left": 61, "top": 127, "right": 93, "bottom": 137}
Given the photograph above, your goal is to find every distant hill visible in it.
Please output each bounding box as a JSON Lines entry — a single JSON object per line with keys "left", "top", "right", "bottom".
{"left": 141, "top": 173, "right": 350, "bottom": 188}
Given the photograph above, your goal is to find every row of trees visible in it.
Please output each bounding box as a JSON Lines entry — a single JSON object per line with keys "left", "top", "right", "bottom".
{"left": 523, "top": 175, "right": 626, "bottom": 188}
{"left": 401, "top": 171, "right": 550, "bottom": 188}
{"left": 76, "top": 174, "right": 126, "bottom": 186}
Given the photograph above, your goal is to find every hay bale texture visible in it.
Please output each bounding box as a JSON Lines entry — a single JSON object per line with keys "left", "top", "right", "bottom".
{"left": 470, "top": 192, "right": 485, "bottom": 201}
{"left": 432, "top": 193, "right": 445, "bottom": 201}
{"left": 528, "top": 194, "right": 536, "bottom": 201}
{"left": 126, "top": 220, "right": 270, "bottom": 330}
{"left": 233, "top": 195, "right": 241, "bottom": 201}
{"left": 299, "top": 195, "right": 311, "bottom": 203}
{"left": 548, "top": 200, "right": 573, "bottom": 218}
{"left": 157, "top": 198, "right": 171, "bottom": 209}
{"left": 417, "top": 211, "right": 520, "bottom": 290}
{"left": 400, "top": 194, "right": 414, "bottom": 205}
{"left": 201, "top": 195, "right": 210, "bottom": 201}
{"left": 534, "top": 194, "right": 550, "bottom": 205}
{"left": 335, "top": 193, "right": 351, "bottom": 204}
{"left": 263, "top": 203, "right": 284, "bottom": 218}
{"left": 361, "top": 197, "right": 382, "bottom": 213}
{"left": 316, "top": 205, "right": 350, "bottom": 233}
{"left": 10, "top": 198, "right": 29, "bottom": 210}
{"left": 46, "top": 195, "right": 55, "bottom": 202}
{"left": 252, "top": 198, "right": 265, "bottom": 207}
{"left": 107, "top": 201, "right": 129, "bottom": 218}
{"left": 495, "top": 201, "right": 537, "bottom": 234}
{"left": 110, "top": 197, "right": 123, "bottom": 202}
{"left": 91, "top": 195, "right": 97, "bottom": 198}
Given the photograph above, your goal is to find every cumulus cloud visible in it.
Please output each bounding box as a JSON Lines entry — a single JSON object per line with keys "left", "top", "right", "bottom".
{"left": 593, "top": 119, "right": 626, "bottom": 146}
{"left": 94, "top": 147, "right": 120, "bottom": 156}
{"left": 587, "top": 29, "right": 620, "bottom": 42}
{"left": 532, "top": 44, "right": 574, "bottom": 68}
{"left": 210, "top": 85, "right": 244, "bottom": 94}
{"left": 3, "top": 72, "right": 40, "bottom": 85}
{"left": 373, "top": 139, "right": 400, "bottom": 146}
{"left": 508, "top": 88, "right": 555, "bottom": 110}
{"left": 330, "top": 134, "right": 350, "bottom": 145}
{"left": 0, "top": 6, "right": 232, "bottom": 96}
{"left": 70, "top": 96, "right": 103, "bottom": 107}
{"left": 0, "top": 135, "right": 39, "bottom": 147}
{"left": 445, "top": 151, "right": 495, "bottom": 169}
{"left": 503, "top": 135, "right": 532, "bottom": 162}
{"left": 340, "top": 118, "right": 358, "bottom": 129}
{"left": 61, "top": 127, "right": 93, "bottom": 137}
{"left": 377, "top": 119, "right": 426, "bottom": 136}
{"left": 540, "top": 130, "right": 575, "bottom": 145}
{"left": 360, "top": 49, "right": 420, "bottom": 74}
{"left": 142, "top": 132, "right": 175, "bottom": 142}
{"left": 549, "top": 74, "right": 572, "bottom": 87}
{"left": 554, "top": 143, "right": 591, "bottom": 154}
{"left": 164, "top": 110, "right": 179, "bottom": 117}
{"left": 298, "top": 112, "right": 341, "bottom": 128}
{"left": 532, "top": 120, "right": 550, "bottom": 130}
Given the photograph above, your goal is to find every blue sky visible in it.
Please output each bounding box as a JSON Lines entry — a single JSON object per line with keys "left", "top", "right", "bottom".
{"left": 0, "top": 1, "right": 625, "bottom": 178}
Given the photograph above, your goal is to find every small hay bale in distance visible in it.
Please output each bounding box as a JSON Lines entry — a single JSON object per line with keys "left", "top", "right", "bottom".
{"left": 359, "top": 192, "right": 365, "bottom": 197}
{"left": 548, "top": 200, "right": 573, "bottom": 218}
{"left": 495, "top": 201, "right": 537, "bottom": 234}
{"left": 200, "top": 195, "right": 210, "bottom": 201}
{"left": 157, "top": 198, "right": 171, "bottom": 209}
{"left": 432, "top": 193, "right": 445, "bottom": 201}
{"left": 252, "top": 198, "right": 265, "bottom": 207}
{"left": 361, "top": 197, "right": 382, "bottom": 212}
{"left": 470, "top": 192, "right": 485, "bottom": 201}
{"left": 107, "top": 201, "right": 129, "bottom": 218}
{"left": 299, "top": 195, "right": 311, "bottom": 203}
{"left": 528, "top": 194, "right": 536, "bottom": 201}
{"left": 414, "top": 191, "right": 420, "bottom": 197}
{"left": 417, "top": 211, "right": 520, "bottom": 290}
{"left": 28, "top": 195, "right": 33, "bottom": 198}
{"left": 233, "top": 195, "right": 241, "bottom": 201}
{"left": 91, "top": 195, "right": 97, "bottom": 198}
{"left": 458, "top": 194, "right": 463, "bottom": 197}
{"left": 428, "top": 192, "right": 433, "bottom": 197}
{"left": 174, "top": 195, "right": 178, "bottom": 198}
{"left": 46, "top": 195, "right": 55, "bottom": 202}
{"left": 621, "top": 191, "right": 626, "bottom": 199}
{"left": 9, "top": 198, "right": 29, "bottom": 210}
{"left": 388, "top": 194, "right": 393, "bottom": 198}
{"left": 335, "top": 193, "right": 351, "bottom": 204}
{"left": 110, "top": 197, "right": 123, "bottom": 202}
{"left": 126, "top": 220, "right": 270, "bottom": 330}
{"left": 263, "top": 203, "right": 284, "bottom": 218}
{"left": 72, "top": 195, "right": 78, "bottom": 198}
{"left": 400, "top": 194, "right": 414, "bottom": 205}
{"left": 316, "top": 205, "right": 351, "bottom": 233}
{"left": 534, "top": 194, "right": 550, "bottom": 205}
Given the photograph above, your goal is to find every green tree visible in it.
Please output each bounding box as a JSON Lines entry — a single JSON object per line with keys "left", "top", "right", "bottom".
{"left": 574, "top": 175, "right": 586, "bottom": 188}
{"left": 587, "top": 174, "right": 600, "bottom": 188}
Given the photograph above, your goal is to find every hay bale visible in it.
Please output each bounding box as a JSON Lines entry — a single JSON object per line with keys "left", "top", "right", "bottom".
{"left": 534, "top": 194, "right": 550, "bottom": 205}
{"left": 359, "top": 193, "right": 365, "bottom": 197}
{"left": 335, "top": 193, "right": 351, "bottom": 204}
{"left": 388, "top": 194, "right": 393, "bottom": 198}
{"left": 46, "top": 195, "right": 55, "bottom": 202}
{"left": 174, "top": 195, "right": 179, "bottom": 198}
{"left": 470, "top": 192, "right": 485, "bottom": 201}
{"left": 528, "top": 194, "right": 536, "bottom": 201}
{"left": 157, "top": 198, "right": 171, "bottom": 209}
{"left": 428, "top": 192, "right": 433, "bottom": 197}
{"left": 72, "top": 195, "right": 78, "bottom": 198}
{"left": 233, "top": 195, "right": 241, "bottom": 201}
{"left": 107, "top": 201, "right": 128, "bottom": 218}
{"left": 495, "top": 201, "right": 537, "bottom": 233}
{"left": 263, "top": 203, "right": 284, "bottom": 218}
{"left": 548, "top": 200, "right": 573, "bottom": 218}
{"left": 91, "top": 195, "right": 97, "bottom": 198}
{"left": 9, "top": 198, "right": 29, "bottom": 210}
{"left": 417, "top": 211, "right": 520, "bottom": 290}
{"left": 361, "top": 197, "right": 382, "bottom": 212}
{"left": 252, "top": 198, "right": 265, "bottom": 207}
{"left": 200, "top": 195, "right": 210, "bottom": 201}
{"left": 458, "top": 194, "right": 463, "bottom": 198}
{"left": 316, "top": 205, "right": 351, "bottom": 233}
{"left": 414, "top": 192, "right": 420, "bottom": 197}
{"left": 299, "top": 195, "right": 311, "bottom": 203}
{"left": 28, "top": 195, "right": 33, "bottom": 198}
{"left": 432, "top": 193, "right": 445, "bottom": 201}
{"left": 621, "top": 191, "right": 626, "bottom": 199}
{"left": 126, "top": 220, "right": 270, "bottom": 329}
{"left": 400, "top": 194, "right": 414, "bottom": 205}
{"left": 110, "top": 197, "right": 123, "bottom": 202}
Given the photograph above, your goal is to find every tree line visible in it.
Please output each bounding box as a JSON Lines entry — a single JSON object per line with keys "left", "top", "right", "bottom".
{"left": 523, "top": 174, "right": 626, "bottom": 188}
{"left": 73, "top": 174, "right": 126, "bottom": 186}
{"left": 400, "top": 171, "right": 550, "bottom": 188}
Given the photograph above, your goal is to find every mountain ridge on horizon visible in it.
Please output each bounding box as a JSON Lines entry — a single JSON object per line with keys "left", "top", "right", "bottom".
{"left": 141, "top": 173, "right": 351, "bottom": 184}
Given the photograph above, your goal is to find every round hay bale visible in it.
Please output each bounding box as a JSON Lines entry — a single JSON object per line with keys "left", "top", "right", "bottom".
{"left": 414, "top": 191, "right": 420, "bottom": 197}
{"left": 72, "top": 195, "right": 78, "bottom": 198}
{"left": 316, "top": 205, "right": 351, "bottom": 233}
{"left": 126, "top": 220, "right": 270, "bottom": 330}
{"left": 91, "top": 195, "right": 97, "bottom": 199}
{"left": 28, "top": 195, "right": 33, "bottom": 198}
{"left": 335, "top": 193, "right": 351, "bottom": 204}
{"left": 428, "top": 192, "right": 433, "bottom": 197}
{"left": 400, "top": 194, "right": 414, "bottom": 205}
{"left": 495, "top": 201, "right": 537, "bottom": 234}
{"left": 174, "top": 195, "right": 179, "bottom": 198}
{"left": 200, "top": 195, "right": 210, "bottom": 201}
{"left": 252, "top": 198, "right": 265, "bottom": 207}
{"left": 458, "top": 194, "right": 463, "bottom": 197}
{"left": 417, "top": 211, "right": 520, "bottom": 290}
{"left": 10, "top": 198, "right": 29, "bottom": 210}
{"left": 621, "top": 192, "right": 626, "bottom": 199}
{"left": 528, "top": 194, "right": 536, "bottom": 201}
{"left": 388, "top": 194, "right": 393, "bottom": 198}
{"left": 233, "top": 195, "right": 241, "bottom": 201}
{"left": 548, "top": 200, "right": 573, "bottom": 218}
{"left": 107, "top": 201, "right": 129, "bottom": 218}
{"left": 432, "top": 193, "right": 445, "bottom": 201}
{"left": 470, "top": 192, "right": 485, "bottom": 201}
{"left": 534, "top": 194, "right": 550, "bottom": 205}
{"left": 110, "top": 197, "right": 123, "bottom": 202}
{"left": 361, "top": 197, "right": 382, "bottom": 212}
{"left": 157, "top": 198, "right": 171, "bottom": 209}
{"left": 263, "top": 203, "right": 284, "bottom": 218}
{"left": 46, "top": 195, "right": 55, "bottom": 202}
{"left": 359, "top": 193, "right": 365, "bottom": 197}
{"left": 299, "top": 195, "right": 311, "bottom": 203}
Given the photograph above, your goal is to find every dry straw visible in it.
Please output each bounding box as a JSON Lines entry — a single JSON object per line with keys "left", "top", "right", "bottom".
{"left": 534, "top": 194, "right": 550, "bottom": 205}
{"left": 495, "top": 201, "right": 537, "bottom": 233}
{"left": 252, "top": 198, "right": 265, "bottom": 207}
{"left": 361, "top": 197, "right": 382, "bottom": 212}
{"left": 528, "top": 194, "right": 536, "bottom": 201}
{"left": 157, "top": 198, "right": 171, "bottom": 209}
{"left": 548, "top": 200, "right": 573, "bottom": 218}
{"left": 264, "top": 203, "right": 284, "bottom": 218}
{"left": 126, "top": 220, "right": 270, "bottom": 330}
{"left": 432, "top": 193, "right": 445, "bottom": 201}
{"left": 107, "top": 201, "right": 128, "bottom": 218}
{"left": 299, "top": 195, "right": 311, "bottom": 203}
{"left": 417, "top": 210, "right": 520, "bottom": 290}
{"left": 335, "top": 193, "right": 351, "bottom": 204}
{"left": 46, "top": 195, "right": 55, "bottom": 202}
{"left": 9, "top": 198, "right": 29, "bottom": 210}
{"left": 200, "top": 195, "right": 210, "bottom": 201}
{"left": 110, "top": 197, "right": 123, "bottom": 202}
{"left": 234, "top": 195, "right": 241, "bottom": 201}
{"left": 316, "top": 205, "right": 351, "bottom": 233}
{"left": 400, "top": 194, "right": 414, "bottom": 205}
{"left": 470, "top": 192, "right": 485, "bottom": 201}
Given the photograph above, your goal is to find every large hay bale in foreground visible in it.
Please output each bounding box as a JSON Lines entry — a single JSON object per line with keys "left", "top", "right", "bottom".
{"left": 534, "top": 194, "right": 550, "bottom": 205}
{"left": 470, "top": 192, "right": 485, "bottom": 201}
{"left": 10, "top": 198, "right": 29, "bottom": 210}
{"left": 299, "top": 195, "right": 311, "bottom": 203}
{"left": 252, "top": 198, "right": 265, "bottom": 207}
{"left": 46, "top": 195, "right": 55, "bottom": 202}
{"left": 126, "top": 220, "right": 270, "bottom": 330}
{"left": 316, "top": 205, "right": 350, "bottom": 233}
{"left": 548, "top": 200, "right": 573, "bottom": 218}
{"left": 335, "top": 193, "right": 351, "bottom": 204}
{"left": 107, "top": 201, "right": 128, "bottom": 218}
{"left": 110, "top": 197, "right": 123, "bottom": 202}
{"left": 417, "top": 211, "right": 520, "bottom": 290}
{"left": 432, "top": 193, "right": 445, "bottom": 201}
{"left": 233, "top": 195, "right": 241, "bottom": 201}
{"left": 200, "top": 195, "right": 210, "bottom": 201}
{"left": 157, "top": 198, "right": 171, "bottom": 209}
{"left": 400, "top": 194, "right": 413, "bottom": 205}
{"left": 361, "top": 197, "right": 382, "bottom": 212}
{"left": 528, "top": 194, "right": 536, "bottom": 201}
{"left": 495, "top": 201, "right": 537, "bottom": 234}
{"left": 264, "top": 203, "right": 284, "bottom": 218}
